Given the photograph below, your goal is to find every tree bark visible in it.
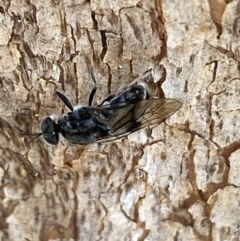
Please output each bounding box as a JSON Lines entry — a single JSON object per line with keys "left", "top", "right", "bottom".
{"left": 0, "top": 0, "right": 239, "bottom": 240}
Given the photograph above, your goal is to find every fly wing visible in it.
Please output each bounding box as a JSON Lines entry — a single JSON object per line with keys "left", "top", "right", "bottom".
{"left": 93, "top": 98, "right": 181, "bottom": 142}
{"left": 110, "top": 99, "right": 181, "bottom": 135}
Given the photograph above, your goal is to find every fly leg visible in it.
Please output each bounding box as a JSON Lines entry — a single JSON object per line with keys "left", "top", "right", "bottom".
{"left": 56, "top": 91, "right": 74, "bottom": 113}
{"left": 88, "top": 67, "right": 97, "bottom": 106}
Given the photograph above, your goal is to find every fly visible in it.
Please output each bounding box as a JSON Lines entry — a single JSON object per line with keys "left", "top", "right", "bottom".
{"left": 25, "top": 69, "right": 182, "bottom": 145}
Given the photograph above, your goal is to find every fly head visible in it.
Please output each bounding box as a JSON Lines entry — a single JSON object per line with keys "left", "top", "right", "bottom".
{"left": 41, "top": 117, "right": 59, "bottom": 145}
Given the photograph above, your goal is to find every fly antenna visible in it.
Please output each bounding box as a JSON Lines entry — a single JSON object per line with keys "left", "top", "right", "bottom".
{"left": 20, "top": 132, "right": 43, "bottom": 146}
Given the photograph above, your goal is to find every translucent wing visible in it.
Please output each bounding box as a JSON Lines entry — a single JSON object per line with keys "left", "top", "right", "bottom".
{"left": 93, "top": 98, "right": 182, "bottom": 142}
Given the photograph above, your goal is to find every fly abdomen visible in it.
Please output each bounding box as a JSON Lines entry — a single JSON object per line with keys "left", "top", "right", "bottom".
{"left": 104, "top": 85, "right": 148, "bottom": 106}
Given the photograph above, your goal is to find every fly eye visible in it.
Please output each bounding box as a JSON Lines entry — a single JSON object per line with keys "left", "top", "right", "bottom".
{"left": 41, "top": 117, "right": 59, "bottom": 145}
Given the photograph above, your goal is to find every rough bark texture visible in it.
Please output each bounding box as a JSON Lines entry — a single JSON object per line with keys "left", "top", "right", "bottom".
{"left": 0, "top": 0, "right": 239, "bottom": 240}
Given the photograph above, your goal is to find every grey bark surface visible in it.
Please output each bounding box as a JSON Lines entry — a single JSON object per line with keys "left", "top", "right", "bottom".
{"left": 0, "top": 0, "right": 239, "bottom": 240}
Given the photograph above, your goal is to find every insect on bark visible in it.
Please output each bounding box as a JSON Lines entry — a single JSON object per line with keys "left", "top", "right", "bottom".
{"left": 26, "top": 69, "right": 182, "bottom": 145}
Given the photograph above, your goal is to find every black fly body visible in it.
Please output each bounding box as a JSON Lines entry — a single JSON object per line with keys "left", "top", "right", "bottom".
{"left": 27, "top": 69, "right": 182, "bottom": 146}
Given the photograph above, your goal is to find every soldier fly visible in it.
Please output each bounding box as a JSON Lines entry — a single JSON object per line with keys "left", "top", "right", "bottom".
{"left": 26, "top": 69, "right": 181, "bottom": 145}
